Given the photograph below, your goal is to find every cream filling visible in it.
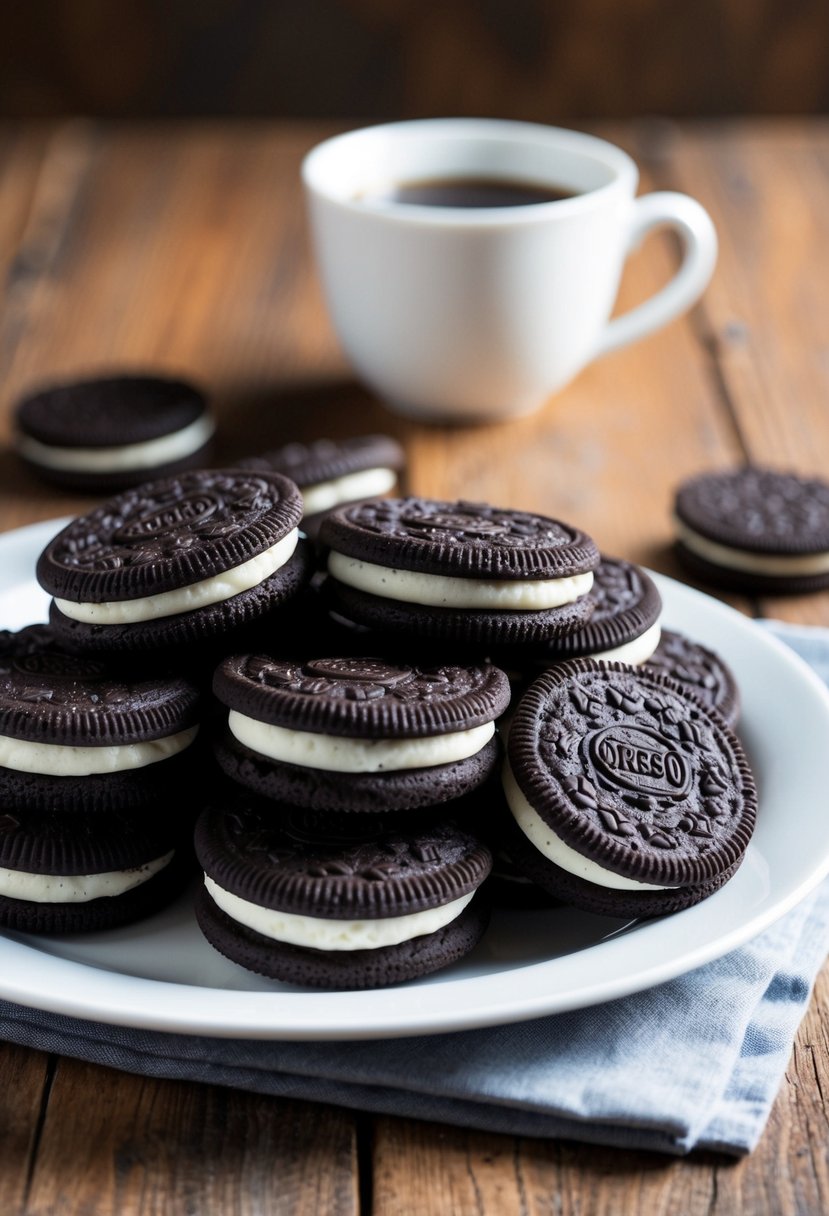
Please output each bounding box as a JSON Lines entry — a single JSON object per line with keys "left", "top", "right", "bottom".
{"left": 502, "top": 762, "right": 672, "bottom": 891}
{"left": 0, "top": 850, "right": 174, "bottom": 903}
{"left": 588, "top": 620, "right": 662, "bottom": 666}
{"left": 55, "top": 529, "right": 299, "bottom": 625}
{"left": 17, "top": 414, "right": 215, "bottom": 473}
{"left": 675, "top": 516, "right": 829, "bottom": 576}
{"left": 204, "top": 875, "right": 474, "bottom": 950}
{"left": 328, "top": 551, "right": 593, "bottom": 610}
{"left": 301, "top": 467, "right": 397, "bottom": 515}
{"left": 228, "top": 710, "right": 494, "bottom": 773}
{"left": 0, "top": 726, "right": 198, "bottom": 776}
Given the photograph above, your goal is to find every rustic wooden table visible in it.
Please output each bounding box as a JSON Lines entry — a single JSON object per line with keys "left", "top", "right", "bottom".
{"left": 0, "top": 119, "right": 827, "bottom": 1215}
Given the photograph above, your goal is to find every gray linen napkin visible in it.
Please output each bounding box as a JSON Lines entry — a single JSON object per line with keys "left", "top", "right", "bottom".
{"left": 1, "top": 622, "right": 827, "bottom": 1156}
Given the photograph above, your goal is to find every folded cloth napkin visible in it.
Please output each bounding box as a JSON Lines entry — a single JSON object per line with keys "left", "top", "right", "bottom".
{"left": 1, "top": 622, "right": 828, "bottom": 1157}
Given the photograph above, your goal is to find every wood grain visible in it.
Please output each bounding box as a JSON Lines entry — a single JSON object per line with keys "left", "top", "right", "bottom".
{"left": 22, "top": 1059, "right": 358, "bottom": 1216}
{"left": 0, "top": 119, "right": 827, "bottom": 1215}
{"left": 4, "top": 2, "right": 829, "bottom": 121}
{"left": 0, "top": 1044, "right": 53, "bottom": 1216}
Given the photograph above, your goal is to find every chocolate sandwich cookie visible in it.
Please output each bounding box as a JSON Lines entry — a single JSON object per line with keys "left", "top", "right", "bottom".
{"left": 320, "top": 497, "right": 599, "bottom": 646}
{"left": 645, "top": 629, "right": 740, "bottom": 727}
{"left": 0, "top": 804, "right": 186, "bottom": 933}
{"left": 503, "top": 660, "right": 756, "bottom": 917}
{"left": 497, "top": 556, "right": 662, "bottom": 673}
{"left": 239, "top": 434, "right": 405, "bottom": 537}
{"left": 213, "top": 654, "right": 511, "bottom": 812}
{"left": 15, "top": 374, "right": 215, "bottom": 492}
{"left": 674, "top": 466, "right": 829, "bottom": 593}
{"left": 194, "top": 796, "right": 492, "bottom": 988}
{"left": 0, "top": 625, "right": 202, "bottom": 812}
{"left": 38, "top": 469, "right": 314, "bottom": 655}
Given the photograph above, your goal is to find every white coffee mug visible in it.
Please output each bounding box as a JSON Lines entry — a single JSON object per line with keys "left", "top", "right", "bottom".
{"left": 302, "top": 119, "right": 717, "bottom": 423}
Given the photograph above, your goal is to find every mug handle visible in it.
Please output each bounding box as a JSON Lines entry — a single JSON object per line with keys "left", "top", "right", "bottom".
{"left": 596, "top": 192, "right": 718, "bottom": 356}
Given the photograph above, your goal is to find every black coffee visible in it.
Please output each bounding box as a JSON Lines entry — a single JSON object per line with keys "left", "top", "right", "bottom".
{"left": 359, "top": 176, "right": 577, "bottom": 209}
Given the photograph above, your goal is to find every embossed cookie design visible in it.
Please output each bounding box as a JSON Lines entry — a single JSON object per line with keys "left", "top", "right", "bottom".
{"left": 37, "top": 469, "right": 314, "bottom": 654}
{"left": 213, "top": 654, "right": 511, "bottom": 813}
{"left": 496, "top": 555, "right": 662, "bottom": 674}
{"left": 319, "top": 496, "right": 600, "bottom": 645}
{"left": 0, "top": 624, "right": 202, "bottom": 813}
{"left": 674, "top": 466, "right": 829, "bottom": 593}
{"left": 502, "top": 660, "right": 756, "bottom": 917}
{"left": 194, "top": 793, "right": 493, "bottom": 988}
{"left": 239, "top": 433, "right": 405, "bottom": 536}
{"left": 645, "top": 629, "right": 740, "bottom": 727}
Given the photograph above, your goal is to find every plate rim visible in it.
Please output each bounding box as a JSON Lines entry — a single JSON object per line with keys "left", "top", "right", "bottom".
{"left": 1, "top": 516, "right": 828, "bottom": 1040}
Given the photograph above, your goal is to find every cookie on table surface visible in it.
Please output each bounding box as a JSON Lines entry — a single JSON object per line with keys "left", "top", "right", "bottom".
{"left": 239, "top": 434, "right": 405, "bottom": 537}
{"left": 319, "top": 497, "right": 599, "bottom": 646}
{"left": 194, "top": 795, "right": 492, "bottom": 989}
{"left": 0, "top": 803, "right": 187, "bottom": 933}
{"left": 644, "top": 629, "right": 740, "bottom": 728}
{"left": 496, "top": 555, "right": 662, "bottom": 673}
{"left": 0, "top": 625, "right": 202, "bottom": 812}
{"left": 38, "top": 469, "right": 314, "bottom": 655}
{"left": 674, "top": 466, "right": 829, "bottom": 593}
{"left": 213, "top": 654, "right": 511, "bottom": 812}
{"left": 502, "top": 660, "right": 756, "bottom": 917}
{"left": 14, "top": 374, "right": 215, "bottom": 492}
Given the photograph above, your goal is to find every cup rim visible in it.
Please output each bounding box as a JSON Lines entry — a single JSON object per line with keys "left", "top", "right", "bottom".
{"left": 301, "top": 118, "right": 638, "bottom": 226}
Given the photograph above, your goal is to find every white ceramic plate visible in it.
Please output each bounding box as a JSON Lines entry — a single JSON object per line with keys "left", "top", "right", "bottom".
{"left": 1, "top": 517, "right": 829, "bottom": 1041}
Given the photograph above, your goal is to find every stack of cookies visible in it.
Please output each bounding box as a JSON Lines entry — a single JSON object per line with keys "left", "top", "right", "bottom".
{"left": 0, "top": 442, "right": 755, "bottom": 991}
{"left": 0, "top": 625, "right": 202, "bottom": 933}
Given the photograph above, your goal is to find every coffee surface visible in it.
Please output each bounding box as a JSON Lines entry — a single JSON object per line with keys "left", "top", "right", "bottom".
{"left": 360, "top": 176, "right": 576, "bottom": 208}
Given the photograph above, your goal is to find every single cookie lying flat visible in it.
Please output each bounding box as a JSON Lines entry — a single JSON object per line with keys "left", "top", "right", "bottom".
{"left": 15, "top": 374, "right": 215, "bottom": 492}
{"left": 38, "top": 469, "right": 313, "bottom": 654}
{"left": 320, "top": 497, "right": 599, "bottom": 646}
{"left": 194, "top": 795, "right": 492, "bottom": 989}
{"left": 674, "top": 466, "right": 829, "bottom": 593}
{"left": 213, "top": 654, "right": 511, "bottom": 812}
{"left": 502, "top": 660, "right": 756, "bottom": 917}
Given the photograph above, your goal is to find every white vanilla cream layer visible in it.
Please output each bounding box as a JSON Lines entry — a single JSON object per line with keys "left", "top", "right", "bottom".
{"left": 0, "top": 850, "right": 174, "bottom": 903}
{"left": 18, "top": 414, "right": 215, "bottom": 473}
{"left": 0, "top": 726, "right": 198, "bottom": 777}
{"left": 502, "top": 762, "right": 672, "bottom": 891}
{"left": 675, "top": 517, "right": 829, "bottom": 576}
{"left": 204, "top": 875, "right": 474, "bottom": 950}
{"left": 328, "top": 552, "right": 593, "bottom": 610}
{"left": 228, "top": 710, "right": 494, "bottom": 773}
{"left": 588, "top": 620, "right": 662, "bottom": 666}
{"left": 55, "top": 529, "right": 299, "bottom": 625}
{"left": 301, "top": 467, "right": 397, "bottom": 515}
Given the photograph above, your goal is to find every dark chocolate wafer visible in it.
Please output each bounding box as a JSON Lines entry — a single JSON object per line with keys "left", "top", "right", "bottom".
{"left": 38, "top": 470, "right": 312, "bottom": 655}
{"left": 0, "top": 804, "right": 187, "bottom": 933}
{"left": 0, "top": 625, "right": 202, "bottom": 811}
{"left": 194, "top": 797, "right": 492, "bottom": 988}
{"left": 644, "top": 629, "right": 740, "bottom": 727}
{"left": 674, "top": 467, "right": 829, "bottom": 593}
{"left": 213, "top": 655, "right": 510, "bottom": 812}
{"left": 239, "top": 434, "right": 405, "bottom": 535}
{"left": 15, "top": 374, "right": 214, "bottom": 492}
{"left": 504, "top": 660, "right": 756, "bottom": 917}
{"left": 320, "top": 497, "right": 599, "bottom": 647}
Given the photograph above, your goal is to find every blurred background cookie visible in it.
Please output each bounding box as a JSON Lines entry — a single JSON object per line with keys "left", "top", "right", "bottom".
{"left": 674, "top": 466, "right": 829, "bottom": 594}
{"left": 239, "top": 434, "right": 405, "bottom": 538}
{"left": 14, "top": 373, "right": 215, "bottom": 492}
